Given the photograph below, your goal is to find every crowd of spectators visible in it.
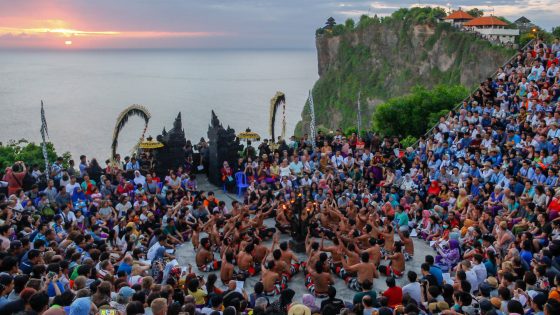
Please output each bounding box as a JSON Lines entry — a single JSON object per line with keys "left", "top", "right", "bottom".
{"left": 0, "top": 38, "right": 560, "bottom": 315}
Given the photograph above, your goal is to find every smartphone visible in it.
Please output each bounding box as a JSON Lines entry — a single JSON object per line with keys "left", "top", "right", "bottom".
{"left": 99, "top": 310, "right": 118, "bottom": 315}
{"left": 47, "top": 271, "right": 56, "bottom": 279}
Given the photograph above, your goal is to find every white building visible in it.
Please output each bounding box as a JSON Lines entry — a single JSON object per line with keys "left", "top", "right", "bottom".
{"left": 464, "top": 16, "right": 519, "bottom": 45}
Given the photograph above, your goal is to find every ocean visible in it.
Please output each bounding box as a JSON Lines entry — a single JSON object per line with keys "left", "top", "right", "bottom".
{"left": 0, "top": 49, "right": 318, "bottom": 160}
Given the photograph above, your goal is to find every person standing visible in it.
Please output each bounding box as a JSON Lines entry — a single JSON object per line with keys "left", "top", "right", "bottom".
{"left": 3, "top": 162, "right": 26, "bottom": 196}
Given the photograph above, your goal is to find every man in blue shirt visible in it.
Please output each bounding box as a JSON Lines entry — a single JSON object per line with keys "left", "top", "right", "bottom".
{"left": 19, "top": 249, "right": 41, "bottom": 275}
{"left": 425, "top": 255, "right": 443, "bottom": 286}
{"left": 0, "top": 274, "right": 13, "bottom": 308}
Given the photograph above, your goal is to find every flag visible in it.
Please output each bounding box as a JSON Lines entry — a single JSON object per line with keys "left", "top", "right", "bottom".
{"left": 40, "top": 101, "right": 50, "bottom": 179}
{"left": 308, "top": 90, "right": 317, "bottom": 150}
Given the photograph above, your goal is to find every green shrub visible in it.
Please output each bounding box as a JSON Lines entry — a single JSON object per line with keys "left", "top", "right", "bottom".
{"left": 0, "top": 139, "right": 71, "bottom": 174}
{"left": 400, "top": 136, "right": 418, "bottom": 148}
{"left": 372, "top": 85, "right": 468, "bottom": 138}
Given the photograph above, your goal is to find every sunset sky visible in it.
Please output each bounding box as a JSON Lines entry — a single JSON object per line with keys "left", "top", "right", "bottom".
{"left": 0, "top": 0, "right": 558, "bottom": 49}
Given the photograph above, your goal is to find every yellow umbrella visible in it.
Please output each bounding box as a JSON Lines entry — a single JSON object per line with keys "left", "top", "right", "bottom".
{"left": 138, "top": 136, "right": 164, "bottom": 149}
{"left": 237, "top": 128, "right": 261, "bottom": 141}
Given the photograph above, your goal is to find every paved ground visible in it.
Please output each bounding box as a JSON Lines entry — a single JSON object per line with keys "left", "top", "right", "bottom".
{"left": 175, "top": 175, "right": 434, "bottom": 304}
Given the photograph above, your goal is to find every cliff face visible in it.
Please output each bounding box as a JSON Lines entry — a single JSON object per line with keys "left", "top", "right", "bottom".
{"left": 296, "top": 19, "right": 514, "bottom": 134}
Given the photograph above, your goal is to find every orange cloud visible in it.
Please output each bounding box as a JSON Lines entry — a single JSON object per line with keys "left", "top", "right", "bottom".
{"left": 0, "top": 19, "right": 226, "bottom": 48}
{"left": 0, "top": 26, "right": 119, "bottom": 37}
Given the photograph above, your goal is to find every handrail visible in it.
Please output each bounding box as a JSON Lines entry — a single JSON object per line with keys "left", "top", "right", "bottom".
{"left": 409, "top": 38, "right": 535, "bottom": 148}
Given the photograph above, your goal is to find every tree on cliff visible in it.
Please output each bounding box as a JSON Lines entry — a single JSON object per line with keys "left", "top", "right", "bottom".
{"left": 372, "top": 85, "right": 468, "bottom": 138}
{"left": 325, "top": 17, "right": 336, "bottom": 29}
{"left": 466, "top": 8, "right": 484, "bottom": 17}
{"left": 552, "top": 26, "right": 560, "bottom": 38}
{"left": 345, "top": 18, "right": 355, "bottom": 30}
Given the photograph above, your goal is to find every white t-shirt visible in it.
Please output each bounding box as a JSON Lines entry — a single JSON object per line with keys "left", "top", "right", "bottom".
{"left": 147, "top": 242, "right": 164, "bottom": 260}
{"left": 300, "top": 177, "right": 312, "bottom": 187}
{"left": 472, "top": 263, "right": 487, "bottom": 287}
{"left": 402, "top": 282, "right": 422, "bottom": 304}
{"left": 279, "top": 166, "right": 291, "bottom": 177}
{"left": 116, "top": 202, "right": 132, "bottom": 217}
{"left": 465, "top": 269, "right": 479, "bottom": 293}
{"left": 60, "top": 211, "right": 77, "bottom": 224}
{"left": 66, "top": 183, "right": 80, "bottom": 195}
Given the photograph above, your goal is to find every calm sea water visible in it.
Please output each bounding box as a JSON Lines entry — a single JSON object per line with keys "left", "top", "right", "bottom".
{"left": 0, "top": 49, "right": 317, "bottom": 160}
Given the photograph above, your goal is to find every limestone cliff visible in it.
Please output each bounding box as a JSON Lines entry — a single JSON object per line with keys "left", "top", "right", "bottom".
{"left": 296, "top": 10, "right": 514, "bottom": 135}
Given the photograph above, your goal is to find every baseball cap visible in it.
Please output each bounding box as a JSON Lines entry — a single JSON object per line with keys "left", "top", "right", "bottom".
{"left": 69, "top": 297, "right": 92, "bottom": 315}
{"left": 118, "top": 286, "right": 135, "bottom": 299}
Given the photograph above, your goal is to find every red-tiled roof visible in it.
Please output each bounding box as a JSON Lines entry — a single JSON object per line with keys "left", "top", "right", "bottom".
{"left": 445, "top": 10, "right": 474, "bottom": 20}
{"left": 464, "top": 16, "right": 509, "bottom": 27}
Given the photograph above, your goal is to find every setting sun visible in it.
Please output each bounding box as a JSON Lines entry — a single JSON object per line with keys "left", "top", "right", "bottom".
{"left": 64, "top": 40, "right": 72, "bottom": 45}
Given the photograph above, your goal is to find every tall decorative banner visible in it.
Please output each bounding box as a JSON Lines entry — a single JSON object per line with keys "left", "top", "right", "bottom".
{"left": 40, "top": 101, "right": 50, "bottom": 179}
{"left": 281, "top": 99, "right": 286, "bottom": 141}
{"left": 357, "top": 91, "right": 362, "bottom": 136}
{"left": 308, "top": 90, "right": 317, "bottom": 150}
{"left": 269, "top": 92, "right": 286, "bottom": 141}
{"left": 111, "top": 105, "right": 151, "bottom": 159}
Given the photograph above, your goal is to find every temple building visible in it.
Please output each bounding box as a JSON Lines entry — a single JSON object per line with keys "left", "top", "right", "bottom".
{"left": 514, "top": 16, "right": 535, "bottom": 33}
{"left": 444, "top": 10, "right": 474, "bottom": 27}
{"left": 463, "top": 16, "right": 519, "bottom": 45}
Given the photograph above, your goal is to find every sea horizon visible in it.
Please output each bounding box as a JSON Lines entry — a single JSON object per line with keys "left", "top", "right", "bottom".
{"left": 0, "top": 49, "right": 318, "bottom": 160}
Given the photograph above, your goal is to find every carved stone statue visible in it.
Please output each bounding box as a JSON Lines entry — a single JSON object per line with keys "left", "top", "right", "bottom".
{"left": 207, "top": 110, "right": 242, "bottom": 186}
{"left": 154, "top": 112, "right": 187, "bottom": 176}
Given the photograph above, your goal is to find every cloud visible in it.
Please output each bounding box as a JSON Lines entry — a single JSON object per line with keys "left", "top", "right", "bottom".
{"left": 0, "top": 0, "right": 558, "bottom": 49}
{"left": 370, "top": 1, "right": 402, "bottom": 9}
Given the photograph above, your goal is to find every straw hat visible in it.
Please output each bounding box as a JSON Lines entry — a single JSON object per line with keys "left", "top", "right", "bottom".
{"left": 486, "top": 276, "right": 498, "bottom": 288}
{"left": 288, "top": 304, "right": 311, "bottom": 315}
{"left": 428, "top": 301, "right": 450, "bottom": 313}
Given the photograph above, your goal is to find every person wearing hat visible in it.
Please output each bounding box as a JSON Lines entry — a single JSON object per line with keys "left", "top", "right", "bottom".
{"left": 288, "top": 303, "right": 311, "bottom": 315}
{"left": 69, "top": 297, "right": 97, "bottom": 315}
{"left": 484, "top": 277, "right": 499, "bottom": 296}
{"left": 428, "top": 301, "right": 450, "bottom": 314}
{"left": 110, "top": 286, "right": 135, "bottom": 314}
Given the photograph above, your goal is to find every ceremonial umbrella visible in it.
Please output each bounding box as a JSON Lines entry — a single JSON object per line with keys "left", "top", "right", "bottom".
{"left": 138, "top": 136, "right": 164, "bottom": 149}
{"left": 237, "top": 128, "right": 261, "bottom": 141}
